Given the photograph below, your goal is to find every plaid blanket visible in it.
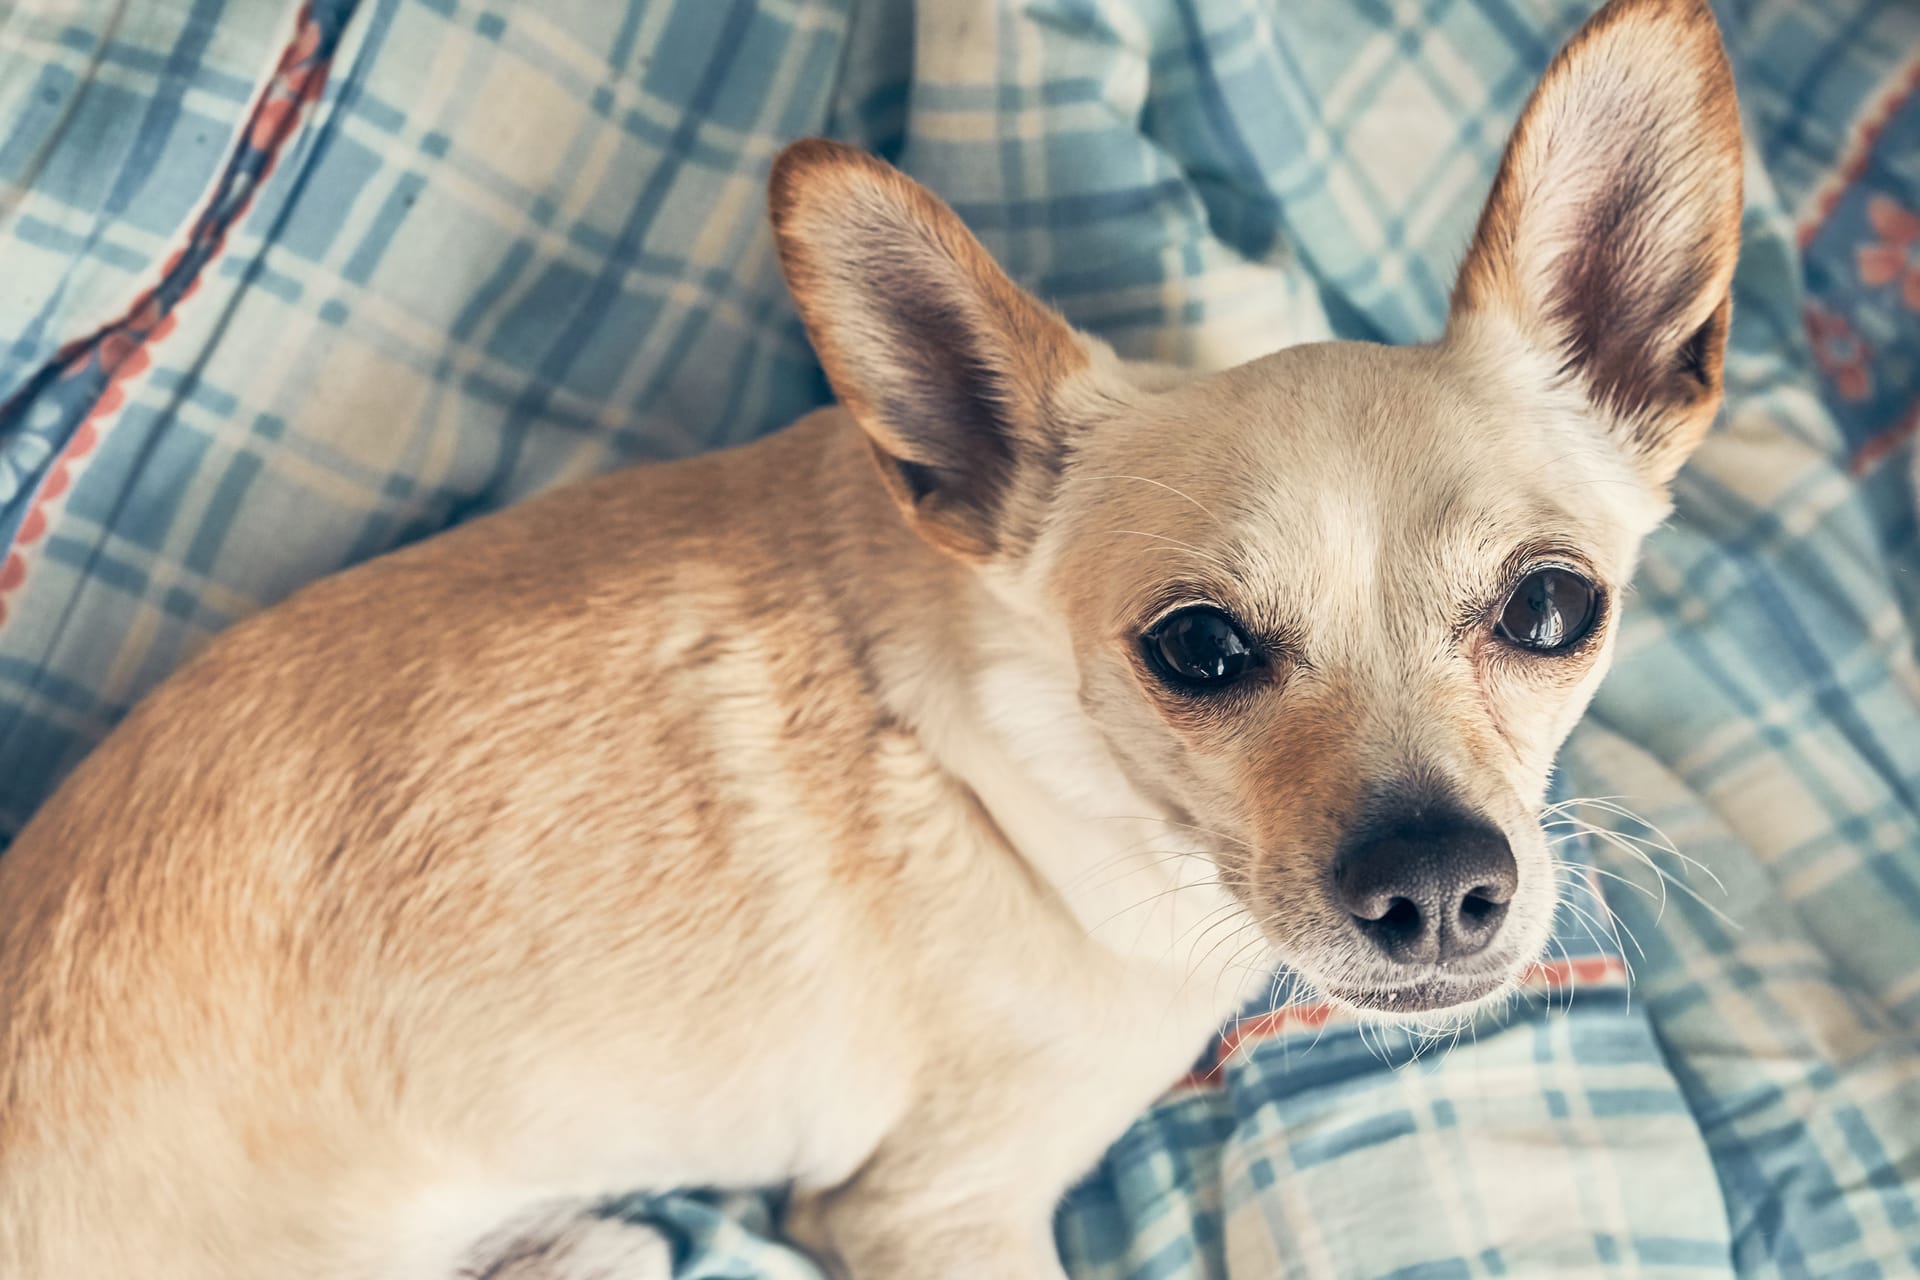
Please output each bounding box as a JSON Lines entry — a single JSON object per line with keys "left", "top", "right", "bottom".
{"left": 2, "top": 0, "right": 1916, "bottom": 1275}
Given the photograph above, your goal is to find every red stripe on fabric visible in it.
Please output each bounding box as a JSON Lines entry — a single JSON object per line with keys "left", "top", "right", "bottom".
{"left": 1849, "top": 400, "right": 1919, "bottom": 476}
{"left": 0, "top": 5, "right": 337, "bottom": 626}
{"left": 1797, "top": 59, "right": 1920, "bottom": 250}
{"left": 1170, "top": 954, "right": 1632, "bottom": 1093}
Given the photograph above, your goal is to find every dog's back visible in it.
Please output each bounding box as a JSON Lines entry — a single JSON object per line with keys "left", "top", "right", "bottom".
{"left": 0, "top": 414, "right": 967, "bottom": 1277}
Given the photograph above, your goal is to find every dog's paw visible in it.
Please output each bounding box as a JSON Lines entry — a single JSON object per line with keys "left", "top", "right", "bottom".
{"left": 459, "top": 1205, "right": 671, "bottom": 1280}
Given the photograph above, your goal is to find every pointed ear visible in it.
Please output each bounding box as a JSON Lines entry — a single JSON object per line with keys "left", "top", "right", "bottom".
{"left": 1449, "top": 0, "right": 1744, "bottom": 486}
{"left": 768, "top": 140, "right": 1094, "bottom": 560}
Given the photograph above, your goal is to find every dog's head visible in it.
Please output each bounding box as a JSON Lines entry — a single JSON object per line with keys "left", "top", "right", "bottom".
{"left": 769, "top": 0, "right": 1740, "bottom": 1015}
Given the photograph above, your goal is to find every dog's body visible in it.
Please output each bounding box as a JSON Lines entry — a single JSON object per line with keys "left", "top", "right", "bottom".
{"left": 0, "top": 1, "right": 1744, "bottom": 1276}
{"left": 0, "top": 413, "right": 1256, "bottom": 1277}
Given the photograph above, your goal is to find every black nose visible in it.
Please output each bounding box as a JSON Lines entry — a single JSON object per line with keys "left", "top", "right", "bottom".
{"left": 1334, "top": 813, "right": 1517, "bottom": 965}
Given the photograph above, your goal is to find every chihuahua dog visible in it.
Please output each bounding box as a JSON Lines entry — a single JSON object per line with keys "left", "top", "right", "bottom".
{"left": 0, "top": 0, "right": 1741, "bottom": 1275}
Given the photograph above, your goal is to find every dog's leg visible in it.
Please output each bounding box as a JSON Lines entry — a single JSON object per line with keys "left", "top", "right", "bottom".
{"left": 457, "top": 1202, "right": 671, "bottom": 1280}
{"left": 785, "top": 1171, "right": 1068, "bottom": 1280}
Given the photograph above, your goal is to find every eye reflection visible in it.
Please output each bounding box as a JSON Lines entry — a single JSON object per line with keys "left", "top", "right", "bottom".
{"left": 1143, "top": 608, "right": 1260, "bottom": 689}
{"left": 1495, "top": 568, "right": 1599, "bottom": 651}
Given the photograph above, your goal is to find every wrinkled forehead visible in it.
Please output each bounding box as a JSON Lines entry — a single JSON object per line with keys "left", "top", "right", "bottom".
{"left": 1058, "top": 340, "right": 1655, "bottom": 636}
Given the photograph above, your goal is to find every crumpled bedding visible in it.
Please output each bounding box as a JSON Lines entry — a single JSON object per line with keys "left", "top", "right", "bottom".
{"left": 1, "top": 0, "right": 1915, "bottom": 1275}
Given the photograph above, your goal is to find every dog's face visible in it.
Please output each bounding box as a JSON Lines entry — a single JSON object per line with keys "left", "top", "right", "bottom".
{"left": 1041, "top": 338, "right": 1667, "bottom": 1012}
{"left": 771, "top": 0, "right": 1741, "bottom": 1014}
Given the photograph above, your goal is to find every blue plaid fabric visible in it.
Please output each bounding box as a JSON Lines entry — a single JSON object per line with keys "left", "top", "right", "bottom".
{"left": 2, "top": 0, "right": 1916, "bottom": 1276}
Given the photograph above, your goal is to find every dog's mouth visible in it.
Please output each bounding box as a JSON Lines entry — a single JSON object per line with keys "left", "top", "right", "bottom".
{"left": 1320, "top": 969, "right": 1511, "bottom": 1015}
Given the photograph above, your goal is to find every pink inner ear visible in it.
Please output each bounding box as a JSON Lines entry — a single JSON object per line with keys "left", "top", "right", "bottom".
{"left": 1451, "top": 0, "right": 1742, "bottom": 432}
{"left": 1544, "top": 168, "right": 1729, "bottom": 420}
{"left": 767, "top": 140, "right": 1092, "bottom": 558}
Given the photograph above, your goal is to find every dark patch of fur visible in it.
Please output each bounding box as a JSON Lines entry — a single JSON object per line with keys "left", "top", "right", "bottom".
{"left": 858, "top": 242, "right": 1075, "bottom": 555}
{"left": 769, "top": 142, "right": 1081, "bottom": 556}
{"left": 1548, "top": 129, "right": 1720, "bottom": 425}
{"left": 461, "top": 1233, "right": 565, "bottom": 1280}
{"left": 1674, "top": 307, "right": 1718, "bottom": 390}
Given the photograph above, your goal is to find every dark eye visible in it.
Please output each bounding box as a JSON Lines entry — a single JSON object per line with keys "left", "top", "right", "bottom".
{"left": 1496, "top": 568, "right": 1600, "bottom": 651}
{"left": 1143, "top": 607, "right": 1260, "bottom": 689}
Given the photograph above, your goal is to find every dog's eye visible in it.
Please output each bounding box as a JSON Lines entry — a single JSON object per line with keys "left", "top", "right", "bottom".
{"left": 1143, "top": 607, "right": 1260, "bottom": 689}
{"left": 1496, "top": 568, "right": 1599, "bottom": 651}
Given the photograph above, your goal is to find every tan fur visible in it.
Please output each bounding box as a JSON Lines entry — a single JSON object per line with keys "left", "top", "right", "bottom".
{"left": 769, "top": 140, "right": 1092, "bottom": 561}
{"left": 1451, "top": 0, "right": 1743, "bottom": 481}
{"left": 0, "top": 1, "right": 1743, "bottom": 1276}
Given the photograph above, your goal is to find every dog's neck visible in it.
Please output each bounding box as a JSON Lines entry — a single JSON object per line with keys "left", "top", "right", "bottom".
{"left": 802, "top": 412, "right": 1265, "bottom": 1012}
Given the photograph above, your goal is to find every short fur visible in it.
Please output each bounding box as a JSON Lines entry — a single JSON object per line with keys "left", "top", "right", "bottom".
{"left": 0, "top": 1, "right": 1742, "bottom": 1276}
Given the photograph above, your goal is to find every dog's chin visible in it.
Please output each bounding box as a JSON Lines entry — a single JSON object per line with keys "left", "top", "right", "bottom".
{"left": 1319, "top": 970, "right": 1513, "bottom": 1020}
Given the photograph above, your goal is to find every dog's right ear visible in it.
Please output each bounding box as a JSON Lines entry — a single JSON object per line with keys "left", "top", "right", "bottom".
{"left": 769, "top": 140, "right": 1093, "bottom": 560}
{"left": 1449, "top": 0, "right": 1744, "bottom": 488}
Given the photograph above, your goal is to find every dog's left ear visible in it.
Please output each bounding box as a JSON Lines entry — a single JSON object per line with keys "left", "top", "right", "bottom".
{"left": 768, "top": 140, "right": 1095, "bottom": 561}
{"left": 1449, "top": 0, "right": 1744, "bottom": 486}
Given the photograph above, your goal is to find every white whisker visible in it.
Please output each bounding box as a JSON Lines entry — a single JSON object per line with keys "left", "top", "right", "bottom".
{"left": 1106, "top": 529, "right": 1239, "bottom": 579}
{"left": 1076, "top": 474, "right": 1226, "bottom": 526}
{"left": 1543, "top": 797, "right": 1737, "bottom": 930}
{"left": 1089, "top": 813, "right": 1259, "bottom": 855}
